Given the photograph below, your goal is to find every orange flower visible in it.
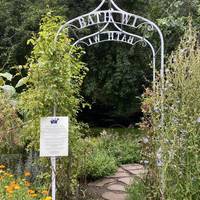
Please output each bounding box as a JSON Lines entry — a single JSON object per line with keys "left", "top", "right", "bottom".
{"left": 14, "top": 184, "right": 20, "bottom": 190}
{"left": 5, "top": 186, "right": 14, "bottom": 194}
{"left": 5, "top": 181, "right": 21, "bottom": 194}
{"left": 25, "top": 181, "right": 31, "bottom": 187}
{"left": 28, "top": 189, "right": 35, "bottom": 194}
{"left": 24, "top": 171, "right": 31, "bottom": 177}
{"left": 10, "top": 181, "right": 16, "bottom": 186}
{"left": 42, "top": 190, "right": 49, "bottom": 195}
{"left": 0, "top": 164, "right": 5, "bottom": 169}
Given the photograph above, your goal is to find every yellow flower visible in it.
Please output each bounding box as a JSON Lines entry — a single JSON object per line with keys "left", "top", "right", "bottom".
{"left": 24, "top": 171, "right": 31, "bottom": 177}
{"left": 43, "top": 197, "right": 52, "bottom": 200}
{"left": 30, "top": 193, "right": 38, "bottom": 198}
{"left": 0, "top": 164, "right": 6, "bottom": 169}
{"left": 8, "top": 173, "right": 13, "bottom": 177}
{"left": 42, "top": 190, "right": 49, "bottom": 195}
{"left": 4, "top": 172, "right": 13, "bottom": 177}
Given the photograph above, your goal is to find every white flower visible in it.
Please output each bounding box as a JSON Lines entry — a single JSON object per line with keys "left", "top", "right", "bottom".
{"left": 144, "top": 160, "right": 149, "bottom": 164}
{"left": 165, "top": 68, "right": 170, "bottom": 73}
{"left": 156, "top": 148, "right": 163, "bottom": 167}
{"left": 143, "top": 137, "right": 149, "bottom": 144}
{"left": 100, "top": 130, "right": 107, "bottom": 136}
{"left": 156, "top": 147, "right": 162, "bottom": 160}
{"left": 154, "top": 107, "right": 160, "bottom": 113}
{"left": 197, "top": 117, "right": 200, "bottom": 123}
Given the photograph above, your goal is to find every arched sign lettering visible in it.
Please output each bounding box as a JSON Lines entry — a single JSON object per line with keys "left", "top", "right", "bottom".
{"left": 55, "top": 0, "right": 165, "bottom": 127}
{"left": 55, "top": 0, "right": 164, "bottom": 91}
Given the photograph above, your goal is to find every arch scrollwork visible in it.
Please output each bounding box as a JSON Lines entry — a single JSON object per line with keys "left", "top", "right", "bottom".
{"left": 55, "top": 0, "right": 164, "bottom": 113}
{"left": 55, "top": 0, "right": 164, "bottom": 80}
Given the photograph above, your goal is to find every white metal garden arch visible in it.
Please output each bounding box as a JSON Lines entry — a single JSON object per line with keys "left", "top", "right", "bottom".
{"left": 55, "top": 0, "right": 164, "bottom": 86}
{"left": 52, "top": 1, "right": 165, "bottom": 199}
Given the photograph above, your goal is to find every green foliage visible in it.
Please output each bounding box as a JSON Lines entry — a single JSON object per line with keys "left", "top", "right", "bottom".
{"left": 0, "top": 0, "right": 153, "bottom": 118}
{"left": 87, "top": 127, "right": 141, "bottom": 137}
{"left": 84, "top": 149, "right": 117, "bottom": 180}
{"left": 98, "top": 130, "right": 141, "bottom": 165}
{"left": 128, "top": 179, "right": 146, "bottom": 200}
{"left": 18, "top": 14, "right": 88, "bottom": 199}
{"left": 1, "top": 0, "right": 200, "bottom": 120}
{"left": 80, "top": 128, "right": 141, "bottom": 180}
{"left": 0, "top": 92, "right": 22, "bottom": 154}
{"left": 83, "top": 44, "right": 151, "bottom": 116}
{"left": 149, "top": 0, "right": 200, "bottom": 52}
{"left": 0, "top": 0, "right": 69, "bottom": 69}
{"left": 141, "top": 27, "right": 200, "bottom": 199}
{"left": 19, "top": 13, "right": 87, "bottom": 149}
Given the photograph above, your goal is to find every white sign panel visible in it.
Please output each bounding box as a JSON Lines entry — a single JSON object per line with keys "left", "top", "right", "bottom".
{"left": 40, "top": 117, "right": 69, "bottom": 157}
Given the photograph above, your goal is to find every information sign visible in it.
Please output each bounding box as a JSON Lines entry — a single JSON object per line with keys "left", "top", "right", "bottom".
{"left": 40, "top": 117, "right": 69, "bottom": 157}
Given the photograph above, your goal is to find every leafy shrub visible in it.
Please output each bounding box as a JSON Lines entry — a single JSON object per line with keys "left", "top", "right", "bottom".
{"left": 141, "top": 27, "right": 200, "bottom": 199}
{"left": 98, "top": 130, "right": 141, "bottom": 165}
{"left": 79, "top": 129, "right": 141, "bottom": 181}
{"left": 84, "top": 149, "right": 117, "bottom": 180}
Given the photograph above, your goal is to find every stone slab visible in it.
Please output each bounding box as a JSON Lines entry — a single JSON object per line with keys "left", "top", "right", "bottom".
{"left": 129, "top": 169, "right": 146, "bottom": 175}
{"left": 102, "top": 192, "right": 127, "bottom": 200}
{"left": 117, "top": 167, "right": 126, "bottom": 173}
{"left": 107, "top": 184, "right": 126, "bottom": 192}
{"left": 106, "top": 172, "right": 130, "bottom": 178}
{"left": 118, "top": 177, "right": 134, "bottom": 185}
{"left": 121, "top": 164, "right": 144, "bottom": 171}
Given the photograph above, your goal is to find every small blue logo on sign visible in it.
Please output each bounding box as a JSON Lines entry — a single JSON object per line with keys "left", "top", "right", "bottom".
{"left": 50, "top": 118, "right": 59, "bottom": 124}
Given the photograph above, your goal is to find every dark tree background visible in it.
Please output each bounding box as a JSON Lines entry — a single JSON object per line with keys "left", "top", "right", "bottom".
{"left": 0, "top": 0, "right": 199, "bottom": 127}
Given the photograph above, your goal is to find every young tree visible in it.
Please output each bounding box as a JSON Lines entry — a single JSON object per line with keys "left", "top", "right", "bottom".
{"left": 19, "top": 14, "right": 88, "bottom": 199}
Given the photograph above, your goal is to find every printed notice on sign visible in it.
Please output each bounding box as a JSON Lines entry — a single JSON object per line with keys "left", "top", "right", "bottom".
{"left": 40, "top": 117, "right": 69, "bottom": 157}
